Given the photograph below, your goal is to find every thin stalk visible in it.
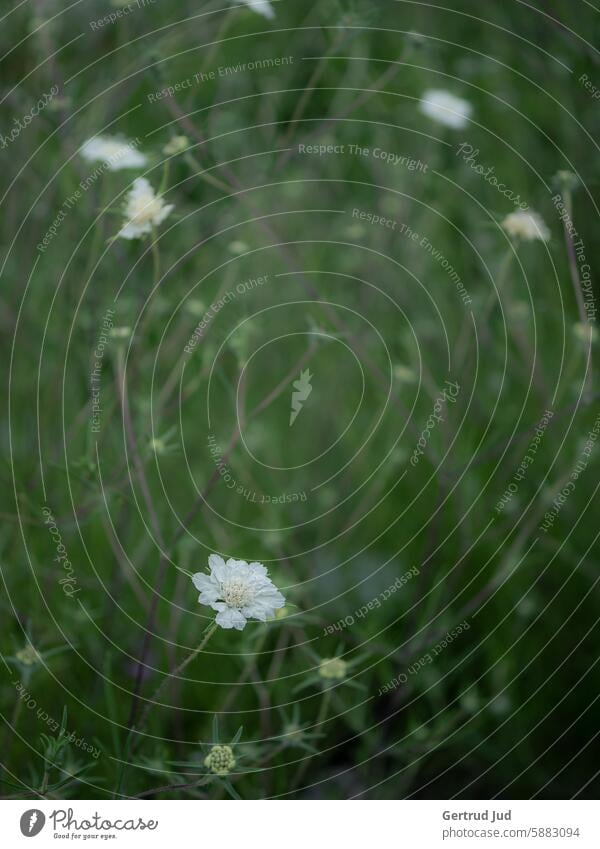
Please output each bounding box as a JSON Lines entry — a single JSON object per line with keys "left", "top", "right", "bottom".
{"left": 559, "top": 188, "right": 593, "bottom": 398}
{"left": 151, "top": 231, "right": 161, "bottom": 291}
{"left": 561, "top": 190, "right": 587, "bottom": 326}
{"left": 275, "top": 45, "right": 412, "bottom": 173}
{"left": 115, "top": 623, "right": 217, "bottom": 797}
{"left": 199, "top": 9, "right": 236, "bottom": 76}
{"left": 292, "top": 687, "right": 332, "bottom": 791}
{"left": 454, "top": 246, "right": 514, "bottom": 371}
{"left": 279, "top": 28, "right": 349, "bottom": 150}
{"left": 1, "top": 668, "right": 30, "bottom": 780}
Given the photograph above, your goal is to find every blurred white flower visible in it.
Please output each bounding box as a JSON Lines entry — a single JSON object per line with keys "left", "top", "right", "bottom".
{"left": 192, "top": 554, "right": 285, "bottom": 630}
{"left": 238, "top": 0, "right": 275, "bottom": 19}
{"left": 502, "top": 209, "right": 550, "bottom": 242}
{"left": 419, "top": 89, "right": 472, "bottom": 129}
{"left": 80, "top": 135, "right": 146, "bottom": 170}
{"left": 117, "top": 177, "right": 174, "bottom": 240}
{"left": 228, "top": 240, "right": 249, "bottom": 254}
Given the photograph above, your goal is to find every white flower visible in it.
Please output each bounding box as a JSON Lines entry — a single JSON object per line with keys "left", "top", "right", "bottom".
{"left": 419, "top": 89, "right": 472, "bottom": 129}
{"left": 80, "top": 135, "right": 146, "bottom": 170}
{"left": 192, "top": 554, "right": 285, "bottom": 630}
{"left": 238, "top": 0, "right": 275, "bottom": 19}
{"left": 117, "top": 177, "right": 174, "bottom": 240}
{"left": 502, "top": 209, "right": 550, "bottom": 242}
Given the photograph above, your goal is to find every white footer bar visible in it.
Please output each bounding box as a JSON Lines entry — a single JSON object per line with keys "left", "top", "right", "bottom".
{"left": 0, "top": 800, "right": 598, "bottom": 848}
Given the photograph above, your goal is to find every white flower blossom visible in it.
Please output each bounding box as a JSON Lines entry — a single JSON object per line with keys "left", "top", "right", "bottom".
{"left": 238, "top": 0, "right": 275, "bottom": 19}
{"left": 192, "top": 555, "right": 285, "bottom": 630}
{"left": 117, "top": 177, "right": 174, "bottom": 240}
{"left": 80, "top": 135, "right": 146, "bottom": 170}
{"left": 419, "top": 89, "right": 472, "bottom": 129}
{"left": 502, "top": 209, "right": 550, "bottom": 242}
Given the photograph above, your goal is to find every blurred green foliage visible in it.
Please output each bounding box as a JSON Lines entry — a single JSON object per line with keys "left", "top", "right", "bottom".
{"left": 1, "top": 0, "right": 599, "bottom": 799}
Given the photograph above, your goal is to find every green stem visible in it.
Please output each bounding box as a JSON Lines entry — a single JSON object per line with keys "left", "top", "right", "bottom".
{"left": 135, "top": 232, "right": 162, "bottom": 342}
{"left": 159, "top": 160, "right": 170, "bottom": 196}
{"left": 454, "top": 246, "right": 514, "bottom": 370}
{"left": 200, "top": 9, "right": 236, "bottom": 76}
{"left": 292, "top": 687, "right": 332, "bottom": 791}
{"left": 2, "top": 668, "right": 30, "bottom": 782}
{"left": 151, "top": 230, "right": 161, "bottom": 286}
{"left": 39, "top": 764, "right": 50, "bottom": 796}
{"left": 481, "top": 246, "right": 516, "bottom": 323}
{"left": 138, "top": 623, "right": 218, "bottom": 733}
{"left": 561, "top": 189, "right": 588, "bottom": 326}
{"left": 183, "top": 151, "right": 232, "bottom": 194}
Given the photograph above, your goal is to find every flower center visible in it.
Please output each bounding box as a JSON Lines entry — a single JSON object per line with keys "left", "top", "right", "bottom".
{"left": 205, "top": 745, "right": 235, "bottom": 775}
{"left": 222, "top": 577, "right": 255, "bottom": 609}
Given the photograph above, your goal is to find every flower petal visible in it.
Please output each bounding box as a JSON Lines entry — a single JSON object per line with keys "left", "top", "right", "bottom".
{"left": 226, "top": 558, "right": 249, "bottom": 571}
{"left": 242, "top": 603, "right": 269, "bottom": 621}
{"left": 191, "top": 573, "right": 221, "bottom": 606}
{"left": 257, "top": 588, "right": 286, "bottom": 608}
{"left": 192, "top": 572, "right": 215, "bottom": 592}
{"left": 208, "top": 554, "right": 228, "bottom": 582}
{"left": 243, "top": 589, "right": 285, "bottom": 621}
{"left": 243, "top": 0, "right": 275, "bottom": 19}
{"left": 118, "top": 221, "right": 151, "bottom": 240}
{"left": 154, "top": 203, "right": 174, "bottom": 226}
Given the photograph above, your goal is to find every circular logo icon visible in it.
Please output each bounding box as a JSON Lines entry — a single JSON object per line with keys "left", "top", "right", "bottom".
{"left": 20, "top": 810, "right": 46, "bottom": 837}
